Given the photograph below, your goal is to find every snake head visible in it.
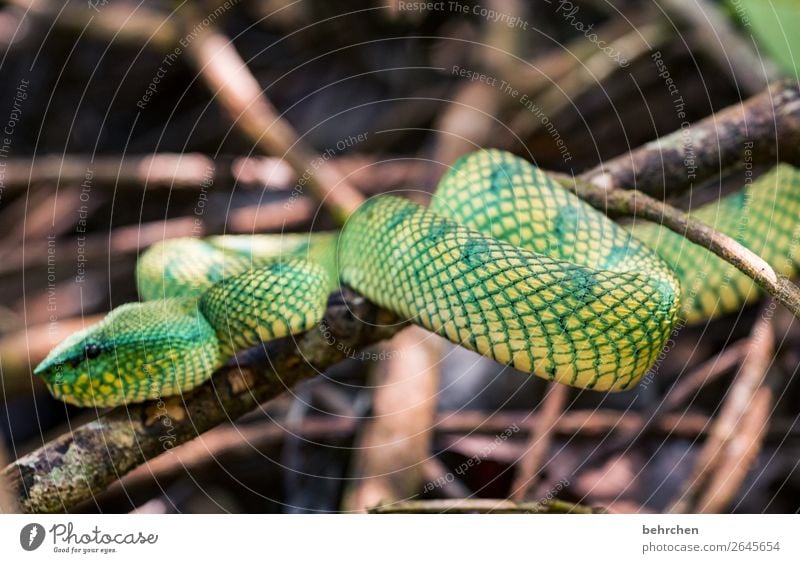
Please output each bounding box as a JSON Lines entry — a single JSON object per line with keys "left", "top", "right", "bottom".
{"left": 35, "top": 299, "right": 220, "bottom": 408}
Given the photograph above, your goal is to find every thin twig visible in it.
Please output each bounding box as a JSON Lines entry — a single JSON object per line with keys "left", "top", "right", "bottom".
{"left": 178, "top": 4, "right": 364, "bottom": 223}
{"left": 369, "top": 498, "right": 603, "bottom": 514}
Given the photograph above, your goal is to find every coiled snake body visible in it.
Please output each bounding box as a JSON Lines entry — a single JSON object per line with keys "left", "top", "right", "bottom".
{"left": 36, "top": 150, "right": 800, "bottom": 407}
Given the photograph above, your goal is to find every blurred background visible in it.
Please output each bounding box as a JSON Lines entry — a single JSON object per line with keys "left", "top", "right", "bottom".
{"left": 1, "top": 0, "right": 800, "bottom": 514}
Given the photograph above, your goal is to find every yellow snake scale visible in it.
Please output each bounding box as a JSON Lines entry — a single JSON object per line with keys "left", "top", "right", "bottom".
{"left": 36, "top": 150, "right": 800, "bottom": 407}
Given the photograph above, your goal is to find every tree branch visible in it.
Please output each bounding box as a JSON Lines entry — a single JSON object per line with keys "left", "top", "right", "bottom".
{"left": 582, "top": 80, "right": 800, "bottom": 196}
{"left": 2, "top": 289, "right": 403, "bottom": 513}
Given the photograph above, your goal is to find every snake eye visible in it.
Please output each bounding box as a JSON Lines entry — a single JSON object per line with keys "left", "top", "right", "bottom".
{"left": 84, "top": 343, "right": 102, "bottom": 359}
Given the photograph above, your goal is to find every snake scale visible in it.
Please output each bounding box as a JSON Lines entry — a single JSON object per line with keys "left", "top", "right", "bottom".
{"left": 35, "top": 150, "right": 800, "bottom": 407}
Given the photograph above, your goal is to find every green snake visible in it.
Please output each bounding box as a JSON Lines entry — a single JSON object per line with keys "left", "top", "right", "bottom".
{"left": 35, "top": 150, "right": 800, "bottom": 407}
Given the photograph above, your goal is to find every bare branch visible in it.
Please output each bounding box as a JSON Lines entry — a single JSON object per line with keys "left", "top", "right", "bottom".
{"left": 583, "top": 80, "right": 800, "bottom": 196}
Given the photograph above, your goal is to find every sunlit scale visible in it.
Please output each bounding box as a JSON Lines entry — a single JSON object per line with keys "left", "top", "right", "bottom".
{"left": 35, "top": 150, "right": 800, "bottom": 407}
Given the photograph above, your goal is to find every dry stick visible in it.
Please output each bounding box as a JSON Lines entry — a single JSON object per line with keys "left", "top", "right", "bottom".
{"left": 582, "top": 80, "right": 800, "bottom": 196}
{"left": 669, "top": 303, "right": 775, "bottom": 513}
{"left": 472, "top": 408, "right": 793, "bottom": 442}
{"left": 509, "top": 383, "right": 569, "bottom": 501}
{"left": 341, "top": 326, "right": 442, "bottom": 512}
{"left": 178, "top": 5, "right": 364, "bottom": 224}
{"left": 369, "top": 498, "right": 603, "bottom": 514}
{"left": 2, "top": 289, "right": 404, "bottom": 513}
{"left": 0, "top": 154, "right": 224, "bottom": 192}
{"left": 0, "top": 199, "right": 316, "bottom": 281}
{"left": 553, "top": 174, "right": 800, "bottom": 321}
